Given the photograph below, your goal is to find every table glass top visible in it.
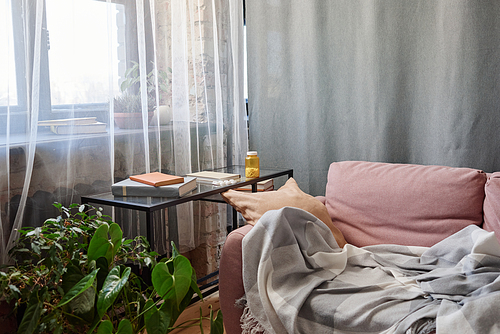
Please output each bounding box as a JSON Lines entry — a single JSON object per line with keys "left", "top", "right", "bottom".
{"left": 82, "top": 166, "right": 293, "bottom": 210}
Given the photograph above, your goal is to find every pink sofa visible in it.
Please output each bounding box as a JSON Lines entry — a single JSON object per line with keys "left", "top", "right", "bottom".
{"left": 219, "top": 161, "right": 500, "bottom": 333}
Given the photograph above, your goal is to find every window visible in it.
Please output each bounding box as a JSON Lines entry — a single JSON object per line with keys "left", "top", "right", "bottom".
{"left": 0, "top": 0, "right": 153, "bottom": 134}
{"left": 45, "top": 0, "right": 122, "bottom": 106}
{"left": 0, "top": 0, "right": 17, "bottom": 106}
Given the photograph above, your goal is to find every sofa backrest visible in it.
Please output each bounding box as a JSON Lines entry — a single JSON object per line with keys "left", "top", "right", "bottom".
{"left": 324, "top": 161, "right": 487, "bottom": 247}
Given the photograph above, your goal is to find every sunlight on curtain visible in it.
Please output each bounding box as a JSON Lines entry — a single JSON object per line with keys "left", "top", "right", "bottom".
{"left": 0, "top": 0, "right": 247, "bottom": 263}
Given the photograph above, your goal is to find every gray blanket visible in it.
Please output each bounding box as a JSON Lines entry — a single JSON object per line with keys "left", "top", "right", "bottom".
{"left": 241, "top": 207, "right": 500, "bottom": 334}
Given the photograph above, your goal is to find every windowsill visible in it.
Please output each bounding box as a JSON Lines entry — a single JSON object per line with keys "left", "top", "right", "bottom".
{"left": 0, "top": 121, "right": 213, "bottom": 149}
{"left": 0, "top": 124, "right": 175, "bottom": 148}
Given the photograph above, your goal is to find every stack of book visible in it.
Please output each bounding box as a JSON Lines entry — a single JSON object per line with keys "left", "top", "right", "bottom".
{"left": 112, "top": 172, "right": 197, "bottom": 197}
{"left": 235, "top": 179, "right": 274, "bottom": 192}
{"left": 38, "top": 117, "right": 106, "bottom": 134}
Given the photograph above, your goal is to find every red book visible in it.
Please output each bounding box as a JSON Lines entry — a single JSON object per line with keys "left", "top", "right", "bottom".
{"left": 129, "top": 172, "right": 184, "bottom": 187}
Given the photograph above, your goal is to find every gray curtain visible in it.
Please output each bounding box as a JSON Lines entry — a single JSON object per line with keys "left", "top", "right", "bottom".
{"left": 247, "top": 0, "right": 500, "bottom": 195}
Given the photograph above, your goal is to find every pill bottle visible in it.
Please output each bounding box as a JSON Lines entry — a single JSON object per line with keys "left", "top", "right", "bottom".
{"left": 245, "top": 151, "right": 260, "bottom": 178}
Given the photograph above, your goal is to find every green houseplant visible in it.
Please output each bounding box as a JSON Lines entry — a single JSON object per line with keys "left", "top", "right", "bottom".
{"left": 113, "top": 62, "right": 170, "bottom": 129}
{"left": 0, "top": 203, "right": 223, "bottom": 334}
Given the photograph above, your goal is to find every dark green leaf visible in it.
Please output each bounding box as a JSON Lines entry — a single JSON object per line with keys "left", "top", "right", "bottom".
{"left": 97, "top": 266, "right": 131, "bottom": 317}
{"left": 67, "top": 286, "right": 95, "bottom": 322}
{"left": 61, "top": 262, "right": 84, "bottom": 294}
{"left": 152, "top": 256, "right": 192, "bottom": 307}
{"left": 143, "top": 299, "right": 157, "bottom": 324}
{"left": 116, "top": 319, "right": 133, "bottom": 334}
{"left": 96, "top": 257, "right": 109, "bottom": 292}
{"left": 17, "top": 289, "right": 45, "bottom": 334}
{"left": 190, "top": 276, "right": 203, "bottom": 300}
{"left": 145, "top": 308, "right": 170, "bottom": 334}
{"left": 108, "top": 223, "right": 122, "bottom": 260}
{"left": 53, "top": 323, "right": 63, "bottom": 334}
{"left": 165, "top": 258, "right": 174, "bottom": 274}
{"left": 88, "top": 224, "right": 112, "bottom": 264}
{"left": 152, "top": 262, "right": 174, "bottom": 298}
{"left": 43, "top": 233, "right": 59, "bottom": 239}
{"left": 158, "top": 298, "right": 175, "bottom": 326}
{"left": 179, "top": 286, "right": 197, "bottom": 315}
{"left": 161, "top": 286, "right": 197, "bottom": 326}
{"left": 17, "top": 306, "right": 41, "bottom": 334}
{"left": 57, "top": 269, "right": 99, "bottom": 307}
{"left": 158, "top": 297, "right": 180, "bottom": 328}
{"left": 85, "top": 315, "right": 102, "bottom": 334}
{"left": 96, "top": 320, "right": 113, "bottom": 334}
{"left": 210, "top": 309, "right": 224, "bottom": 334}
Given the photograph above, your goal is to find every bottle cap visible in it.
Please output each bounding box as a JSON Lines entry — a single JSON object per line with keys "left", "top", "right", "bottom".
{"left": 247, "top": 151, "right": 258, "bottom": 155}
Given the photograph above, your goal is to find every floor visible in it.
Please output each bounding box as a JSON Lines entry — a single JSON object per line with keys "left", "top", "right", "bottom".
{"left": 171, "top": 292, "right": 225, "bottom": 334}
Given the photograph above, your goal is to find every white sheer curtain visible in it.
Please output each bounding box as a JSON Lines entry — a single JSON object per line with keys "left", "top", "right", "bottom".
{"left": 0, "top": 0, "right": 247, "bottom": 263}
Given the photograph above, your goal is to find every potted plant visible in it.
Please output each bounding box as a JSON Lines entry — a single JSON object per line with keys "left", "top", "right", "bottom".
{"left": 0, "top": 203, "right": 223, "bottom": 334}
{"left": 113, "top": 61, "right": 170, "bottom": 129}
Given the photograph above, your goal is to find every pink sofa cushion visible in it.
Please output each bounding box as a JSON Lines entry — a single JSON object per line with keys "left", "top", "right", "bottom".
{"left": 483, "top": 172, "right": 500, "bottom": 242}
{"left": 325, "top": 161, "right": 487, "bottom": 247}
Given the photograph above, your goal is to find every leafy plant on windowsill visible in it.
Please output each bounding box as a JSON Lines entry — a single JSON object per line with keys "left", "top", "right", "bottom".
{"left": 0, "top": 203, "right": 223, "bottom": 334}
{"left": 113, "top": 91, "right": 156, "bottom": 114}
{"left": 113, "top": 61, "right": 171, "bottom": 114}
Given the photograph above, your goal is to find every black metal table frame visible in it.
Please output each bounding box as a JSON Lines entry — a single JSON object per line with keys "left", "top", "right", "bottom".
{"left": 81, "top": 166, "right": 293, "bottom": 245}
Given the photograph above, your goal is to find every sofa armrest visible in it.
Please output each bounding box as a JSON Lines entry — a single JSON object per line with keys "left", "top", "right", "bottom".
{"left": 315, "top": 195, "right": 326, "bottom": 205}
{"left": 219, "top": 224, "right": 253, "bottom": 334}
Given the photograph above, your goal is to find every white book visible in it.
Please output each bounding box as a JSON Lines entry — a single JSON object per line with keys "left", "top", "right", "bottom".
{"left": 38, "top": 117, "right": 98, "bottom": 126}
{"left": 186, "top": 171, "right": 241, "bottom": 184}
{"left": 50, "top": 122, "right": 107, "bottom": 135}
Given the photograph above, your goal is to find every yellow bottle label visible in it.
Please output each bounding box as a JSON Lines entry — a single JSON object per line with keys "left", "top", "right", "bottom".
{"left": 245, "top": 155, "right": 260, "bottom": 178}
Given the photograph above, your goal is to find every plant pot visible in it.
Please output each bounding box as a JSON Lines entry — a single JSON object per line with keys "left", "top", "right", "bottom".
{"left": 114, "top": 112, "right": 154, "bottom": 129}
{"left": 0, "top": 299, "right": 17, "bottom": 334}
{"left": 158, "top": 105, "right": 172, "bottom": 125}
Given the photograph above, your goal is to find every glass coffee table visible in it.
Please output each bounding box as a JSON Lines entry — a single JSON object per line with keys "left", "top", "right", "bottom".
{"left": 81, "top": 165, "right": 293, "bottom": 250}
